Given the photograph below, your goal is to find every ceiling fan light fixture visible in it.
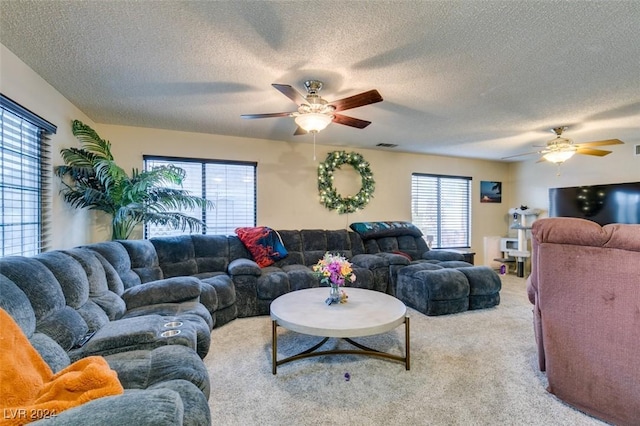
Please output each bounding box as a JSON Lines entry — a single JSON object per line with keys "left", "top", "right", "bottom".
{"left": 294, "top": 113, "right": 333, "bottom": 133}
{"left": 542, "top": 149, "right": 576, "bottom": 163}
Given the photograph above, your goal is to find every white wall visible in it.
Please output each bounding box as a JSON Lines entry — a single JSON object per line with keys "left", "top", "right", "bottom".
{"left": 1, "top": 44, "right": 95, "bottom": 249}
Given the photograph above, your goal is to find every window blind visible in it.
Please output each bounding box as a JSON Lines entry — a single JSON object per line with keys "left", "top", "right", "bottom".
{"left": 411, "top": 173, "right": 472, "bottom": 248}
{"left": 0, "top": 95, "right": 56, "bottom": 256}
{"left": 143, "top": 156, "right": 256, "bottom": 237}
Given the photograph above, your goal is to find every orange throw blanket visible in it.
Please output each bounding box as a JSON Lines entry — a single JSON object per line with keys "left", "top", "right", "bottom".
{"left": 0, "top": 308, "right": 124, "bottom": 425}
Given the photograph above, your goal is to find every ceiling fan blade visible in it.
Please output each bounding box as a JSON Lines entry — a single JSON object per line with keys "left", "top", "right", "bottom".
{"left": 501, "top": 150, "right": 542, "bottom": 160}
{"left": 241, "top": 112, "right": 293, "bottom": 119}
{"left": 272, "top": 84, "right": 308, "bottom": 106}
{"left": 577, "top": 138, "right": 624, "bottom": 147}
{"left": 576, "top": 147, "right": 612, "bottom": 156}
{"left": 293, "top": 126, "right": 307, "bottom": 136}
{"left": 329, "top": 90, "right": 383, "bottom": 112}
{"left": 332, "top": 113, "right": 372, "bottom": 129}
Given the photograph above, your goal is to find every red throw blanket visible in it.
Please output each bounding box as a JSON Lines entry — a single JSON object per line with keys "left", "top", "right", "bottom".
{"left": 0, "top": 308, "right": 124, "bottom": 425}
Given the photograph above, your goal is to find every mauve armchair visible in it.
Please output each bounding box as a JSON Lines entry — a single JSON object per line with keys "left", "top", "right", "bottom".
{"left": 527, "top": 217, "right": 640, "bottom": 426}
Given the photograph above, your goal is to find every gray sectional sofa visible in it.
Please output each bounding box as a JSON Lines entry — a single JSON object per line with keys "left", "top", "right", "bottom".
{"left": 0, "top": 221, "right": 500, "bottom": 425}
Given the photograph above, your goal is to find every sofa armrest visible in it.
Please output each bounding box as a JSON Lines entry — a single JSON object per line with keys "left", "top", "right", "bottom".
{"left": 228, "top": 258, "right": 261, "bottom": 276}
{"left": 350, "top": 253, "right": 391, "bottom": 269}
{"left": 122, "top": 276, "right": 202, "bottom": 310}
{"left": 31, "top": 388, "right": 185, "bottom": 425}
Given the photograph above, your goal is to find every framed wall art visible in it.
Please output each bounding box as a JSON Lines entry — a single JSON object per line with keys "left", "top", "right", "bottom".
{"left": 480, "top": 181, "right": 502, "bottom": 203}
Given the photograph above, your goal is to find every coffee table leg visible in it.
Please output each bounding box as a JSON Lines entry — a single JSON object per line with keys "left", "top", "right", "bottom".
{"left": 405, "top": 316, "right": 410, "bottom": 370}
{"left": 272, "top": 320, "right": 278, "bottom": 375}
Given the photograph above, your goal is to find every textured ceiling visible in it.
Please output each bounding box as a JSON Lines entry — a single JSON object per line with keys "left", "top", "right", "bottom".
{"left": 1, "top": 1, "right": 639, "bottom": 161}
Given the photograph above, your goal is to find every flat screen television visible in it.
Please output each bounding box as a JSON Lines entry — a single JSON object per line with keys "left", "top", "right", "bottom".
{"left": 549, "top": 181, "right": 640, "bottom": 226}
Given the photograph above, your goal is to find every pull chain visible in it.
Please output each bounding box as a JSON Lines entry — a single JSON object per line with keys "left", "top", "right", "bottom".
{"left": 313, "top": 132, "right": 317, "bottom": 161}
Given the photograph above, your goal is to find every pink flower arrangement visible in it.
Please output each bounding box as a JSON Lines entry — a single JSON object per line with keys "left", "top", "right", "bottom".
{"left": 312, "top": 252, "right": 356, "bottom": 287}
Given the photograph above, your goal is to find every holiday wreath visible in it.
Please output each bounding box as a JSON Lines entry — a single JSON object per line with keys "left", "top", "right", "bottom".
{"left": 317, "top": 151, "right": 375, "bottom": 214}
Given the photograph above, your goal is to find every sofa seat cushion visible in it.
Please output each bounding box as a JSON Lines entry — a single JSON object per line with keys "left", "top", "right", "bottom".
{"left": 436, "top": 260, "right": 474, "bottom": 268}
{"left": 256, "top": 267, "right": 289, "bottom": 300}
{"left": 281, "top": 264, "right": 318, "bottom": 291}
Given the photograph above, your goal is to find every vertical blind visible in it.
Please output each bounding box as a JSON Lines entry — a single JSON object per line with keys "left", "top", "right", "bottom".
{"left": 144, "top": 156, "right": 256, "bottom": 237}
{"left": 411, "top": 173, "right": 472, "bottom": 248}
{"left": 0, "top": 95, "right": 56, "bottom": 256}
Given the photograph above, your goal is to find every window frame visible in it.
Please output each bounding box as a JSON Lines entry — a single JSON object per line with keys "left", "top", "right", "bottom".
{"left": 411, "top": 172, "right": 472, "bottom": 249}
{"left": 143, "top": 155, "right": 257, "bottom": 238}
{"left": 0, "top": 94, "right": 56, "bottom": 256}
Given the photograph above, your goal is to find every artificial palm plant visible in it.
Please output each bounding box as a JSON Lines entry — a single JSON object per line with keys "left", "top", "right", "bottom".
{"left": 55, "top": 120, "right": 212, "bottom": 240}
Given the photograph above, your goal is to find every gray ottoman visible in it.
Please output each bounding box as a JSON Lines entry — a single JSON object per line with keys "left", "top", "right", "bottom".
{"left": 396, "top": 263, "right": 470, "bottom": 316}
{"left": 457, "top": 266, "right": 501, "bottom": 310}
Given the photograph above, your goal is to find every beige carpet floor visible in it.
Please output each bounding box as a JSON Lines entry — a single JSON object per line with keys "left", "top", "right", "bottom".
{"left": 204, "top": 274, "right": 607, "bottom": 425}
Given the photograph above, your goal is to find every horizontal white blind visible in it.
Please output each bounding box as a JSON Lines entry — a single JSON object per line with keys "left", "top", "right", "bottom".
{"left": 411, "top": 173, "right": 472, "bottom": 248}
{"left": 0, "top": 97, "right": 54, "bottom": 256}
{"left": 144, "top": 157, "right": 256, "bottom": 237}
{"left": 204, "top": 162, "right": 256, "bottom": 235}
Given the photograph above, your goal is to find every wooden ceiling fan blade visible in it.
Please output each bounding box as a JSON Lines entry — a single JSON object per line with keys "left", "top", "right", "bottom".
{"left": 577, "top": 138, "right": 624, "bottom": 147}
{"left": 272, "top": 84, "right": 307, "bottom": 106}
{"left": 332, "top": 113, "right": 371, "bottom": 129}
{"left": 576, "top": 147, "right": 612, "bottom": 156}
{"left": 329, "top": 90, "right": 383, "bottom": 112}
{"left": 293, "top": 126, "right": 307, "bottom": 135}
{"left": 241, "top": 112, "right": 293, "bottom": 119}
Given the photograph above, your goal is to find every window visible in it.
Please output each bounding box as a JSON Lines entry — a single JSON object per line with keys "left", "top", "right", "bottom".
{"left": 1, "top": 95, "right": 56, "bottom": 256}
{"left": 411, "top": 173, "right": 472, "bottom": 249}
{"left": 143, "top": 156, "right": 256, "bottom": 237}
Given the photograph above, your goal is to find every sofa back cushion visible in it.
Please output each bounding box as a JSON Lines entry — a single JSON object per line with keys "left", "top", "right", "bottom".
{"left": 35, "top": 251, "right": 90, "bottom": 309}
{"left": 0, "top": 257, "right": 88, "bottom": 350}
{"left": 191, "top": 234, "right": 231, "bottom": 273}
{"left": 272, "top": 229, "right": 358, "bottom": 267}
{"left": 118, "top": 240, "right": 164, "bottom": 283}
{"left": 151, "top": 235, "right": 198, "bottom": 277}
{"left": 350, "top": 221, "right": 429, "bottom": 260}
{"left": 63, "top": 249, "right": 126, "bottom": 321}
{"left": 84, "top": 241, "right": 142, "bottom": 289}
{"left": 364, "top": 235, "right": 429, "bottom": 261}
{"left": 0, "top": 273, "right": 37, "bottom": 337}
{"left": 271, "top": 230, "right": 304, "bottom": 267}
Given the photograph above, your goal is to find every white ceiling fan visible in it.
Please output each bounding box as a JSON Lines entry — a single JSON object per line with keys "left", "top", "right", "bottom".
{"left": 503, "top": 127, "right": 624, "bottom": 163}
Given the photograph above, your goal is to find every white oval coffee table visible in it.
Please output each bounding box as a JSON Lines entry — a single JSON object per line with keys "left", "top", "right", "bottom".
{"left": 270, "top": 287, "right": 410, "bottom": 374}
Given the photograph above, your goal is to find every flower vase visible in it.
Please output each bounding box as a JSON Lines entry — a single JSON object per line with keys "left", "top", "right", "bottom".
{"left": 329, "top": 284, "right": 341, "bottom": 304}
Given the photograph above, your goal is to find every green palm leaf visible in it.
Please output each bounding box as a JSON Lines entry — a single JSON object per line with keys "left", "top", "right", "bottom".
{"left": 56, "top": 120, "right": 212, "bottom": 240}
